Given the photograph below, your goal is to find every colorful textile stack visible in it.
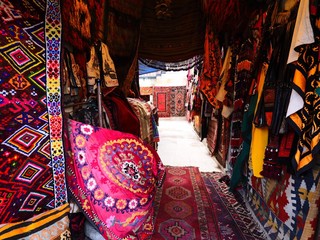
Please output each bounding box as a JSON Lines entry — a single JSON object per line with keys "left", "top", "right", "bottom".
{"left": 66, "top": 119, "right": 165, "bottom": 239}
{"left": 0, "top": 0, "right": 67, "bottom": 224}
{"left": 127, "top": 98, "right": 159, "bottom": 146}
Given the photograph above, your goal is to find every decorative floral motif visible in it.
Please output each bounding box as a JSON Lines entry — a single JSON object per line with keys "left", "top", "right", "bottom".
{"left": 106, "top": 216, "right": 115, "bottom": 228}
{"left": 140, "top": 198, "right": 148, "bottom": 206}
{"left": 77, "top": 151, "right": 86, "bottom": 165}
{"left": 94, "top": 189, "right": 104, "bottom": 200}
{"left": 87, "top": 178, "right": 97, "bottom": 191}
{"left": 81, "top": 166, "right": 90, "bottom": 180}
{"left": 99, "top": 140, "right": 155, "bottom": 194}
{"left": 116, "top": 199, "right": 127, "bottom": 210}
{"left": 75, "top": 135, "right": 86, "bottom": 148}
{"left": 66, "top": 119, "right": 165, "bottom": 239}
{"left": 122, "top": 161, "right": 140, "bottom": 181}
{"left": 104, "top": 196, "right": 115, "bottom": 207}
{"left": 80, "top": 124, "right": 94, "bottom": 135}
{"left": 129, "top": 199, "right": 138, "bottom": 209}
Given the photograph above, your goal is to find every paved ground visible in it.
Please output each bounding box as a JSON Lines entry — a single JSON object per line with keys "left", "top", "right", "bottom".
{"left": 157, "top": 117, "right": 222, "bottom": 173}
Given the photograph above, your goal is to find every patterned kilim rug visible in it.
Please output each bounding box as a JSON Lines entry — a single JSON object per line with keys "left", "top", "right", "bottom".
{"left": 0, "top": 0, "right": 67, "bottom": 224}
{"left": 201, "top": 172, "right": 268, "bottom": 240}
{"left": 153, "top": 167, "right": 267, "bottom": 240}
{"left": 153, "top": 166, "right": 220, "bottom": 239}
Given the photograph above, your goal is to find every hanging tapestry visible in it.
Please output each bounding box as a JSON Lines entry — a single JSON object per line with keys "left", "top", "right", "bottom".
{"left": 246, "top": 165, "right": 320, "bottom": 240}
{"left": 106, "top": 0, "right": 143, "bottom": 58}
{"left": 127, "top": 98, "right": 154, "bottom": 145}
{"left": 229, "top": 39, "right": 254, "bottom": 168}
{"left": 109, "top": 0, "right": 143, "bottom": 19}
{"left": 153, "top": 87, "right": 171, "bottom": 117}
{"left": 66, "top": 119, "right": 165, "bottom": 239}
{"left": 153, "top": 86, "right": 186, "bottom": 118}
{"left": 61, "top": 0, "right": 107, "bottom": 51}
{"left": 199, "top": 25, "right": 221, "bottom": 108}
{"left": 287, "top": 36, "right": 320, "bottom": 175}
{"left": 171, "top": 86, "right": 187, "bottom": 117}
{"left": 207, "top": 116, "right": 219, "bottom": 155}
{"left": 201, "top": 0, "right": 263, "bottom": 37}
{"left": 0, "top": 0, "right": 67, "bottom": 224}
{"left": 215, "top": 118, "right": 231, "bottom": 168}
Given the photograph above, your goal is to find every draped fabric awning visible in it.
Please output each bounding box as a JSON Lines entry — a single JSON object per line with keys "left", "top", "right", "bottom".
{"left": 138, "top": 0, "right": 205, "bottom": 64}
{"left": 139, "top": 56, "right": 203, "bottom": 72}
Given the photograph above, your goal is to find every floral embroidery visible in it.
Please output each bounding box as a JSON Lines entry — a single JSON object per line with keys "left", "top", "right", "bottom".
{"left": 123, "top": 211, "right": 148, "bottom": 227}
{"left": 140, "top": 198, "right": 148, "bottom": 206}
{"left": 80, "top": 124, "right": 94, "bottom": 135}
{"left": 87, "top": 178, "right": 97, "bottom": 191}
{"left": 106, "top": 215, "right": 115, "bottom": 228}
{"left": 128, "top": 199, "right": 138, "bottom": 209}
{"left": 81, "top": 166, "right": 90, "bottom": 180}
{"left": 77, "top": 150, "right": 86, "bottom": 165}
{"left": 75, "top": 135, "right": 86, "bottom": 148}
{"left": 144, "top": 223, "right": 153, "bottom": 231}
{"left": 122, "top": 161, "right": 140, "bottom": 182}
{"left": 83, "top": 199, "right": 90, "bottom": 210}
{"left": 116, "top": 199, "right": 127, "bottom": 210}
{"left": 67, "top": 119, "right": 165, "bottom": 239}
{"left": 94, "top": 189, "right": 104, "bottom": 200}
{"left": 104, "top": 196, "right": 115, "bottom": 207}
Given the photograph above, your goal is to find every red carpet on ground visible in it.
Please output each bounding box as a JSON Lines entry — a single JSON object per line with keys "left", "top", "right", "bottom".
{"left": 153, "top": 166, "right": 220, "bottom": 239}
{"left": 153, "top": 166, "right": 266, "bottom": 240}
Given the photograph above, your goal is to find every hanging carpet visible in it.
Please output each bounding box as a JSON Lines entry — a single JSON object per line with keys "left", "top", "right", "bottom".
{"left": 153, "top": 86, "right": 186, "bottom": 118}
{"left": 0, "top": 0, "right": 67, "bottom": 224}
{"left": 246, "top": 164, "right": 320, "bottom": 240}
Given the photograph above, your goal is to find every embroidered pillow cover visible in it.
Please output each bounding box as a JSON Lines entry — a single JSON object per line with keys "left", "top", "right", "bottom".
{"left": 66, "top": 119, "right": 165, "bottom": 239}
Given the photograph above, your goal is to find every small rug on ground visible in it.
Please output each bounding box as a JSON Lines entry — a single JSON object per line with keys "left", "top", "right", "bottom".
{"left": 153, "top": 166, "right": 220, "bottom": 239}
{"left": 201, "top": 172, "right": 268, "bottom": 240}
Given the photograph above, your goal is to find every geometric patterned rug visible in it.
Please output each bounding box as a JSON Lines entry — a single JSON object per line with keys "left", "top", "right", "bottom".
{"left": 0, "top": 0, "right": 67, "bottom": 224}
{"left": 201, "top": 172, "right": 268, "bottom": 240}
{"left": 153, "top": 166, "right": 267, "bottom": 239}
{"left": 153, "top": 166, "right": 220, "bottom": 239}
{"left": 153, "top": 86, "right": 186, "bottom": 118}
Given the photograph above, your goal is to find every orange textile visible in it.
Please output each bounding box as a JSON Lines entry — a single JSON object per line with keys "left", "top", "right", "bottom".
{"left": 199, "top": 25, "right": 221, "bottom": 108}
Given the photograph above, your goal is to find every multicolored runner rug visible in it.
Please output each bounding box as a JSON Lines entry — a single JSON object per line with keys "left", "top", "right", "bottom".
{"left": 153, "top": 166, "right": 220, "bottom": 239}
{"left": 201, "top": 172, "right": 268, "bottom": 240}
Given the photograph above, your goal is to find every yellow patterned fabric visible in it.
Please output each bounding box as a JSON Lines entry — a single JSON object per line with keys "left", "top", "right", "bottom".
{"left": 288, "top": 37, "right": 320, "bottom": 174}
{"left": 250, "top": 64, "right": 269, "bottom": 177}
{"left": 0, "top": 204, "right": 70, "bottom": 240}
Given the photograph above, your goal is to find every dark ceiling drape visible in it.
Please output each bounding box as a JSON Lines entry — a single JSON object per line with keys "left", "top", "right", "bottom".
{"left": 138, "top": 0, "right": 205, "bottom": 64}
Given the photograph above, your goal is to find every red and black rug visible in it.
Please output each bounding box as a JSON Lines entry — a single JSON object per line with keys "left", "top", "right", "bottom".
{"left": 153, "top": 167, "right": 266, "bottom": 240}
{"left": 201, "top": 172, "right": 267, "bottom": 240}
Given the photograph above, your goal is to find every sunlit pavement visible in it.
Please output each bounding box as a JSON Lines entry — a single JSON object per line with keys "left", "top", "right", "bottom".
{"left": 157, "top": 117, "right": 222, "bottom": 173}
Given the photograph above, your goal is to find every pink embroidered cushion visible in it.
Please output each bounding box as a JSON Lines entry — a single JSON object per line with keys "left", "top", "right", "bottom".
{"left": 66, "top": 119, "right": 165, "bottom": 239}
